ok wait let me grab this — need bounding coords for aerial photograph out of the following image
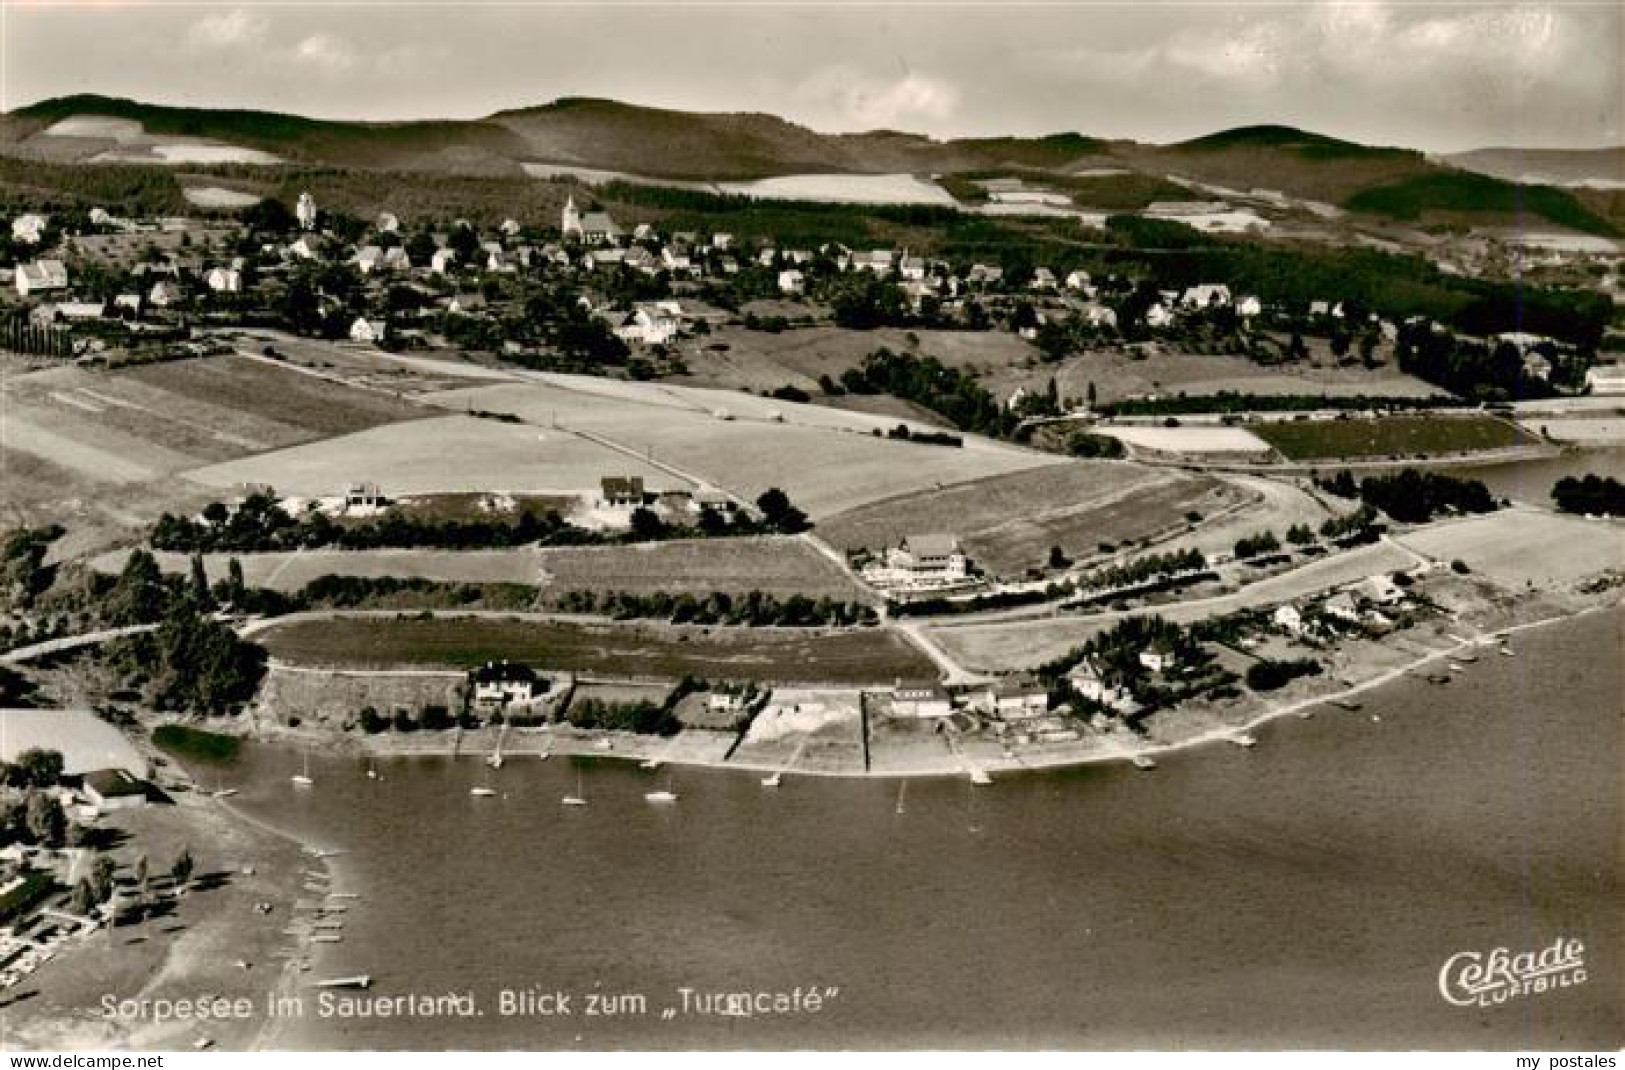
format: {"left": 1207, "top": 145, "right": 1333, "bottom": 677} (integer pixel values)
{"left": 0, "top": 0, "right": 1619, "bottom": 1056}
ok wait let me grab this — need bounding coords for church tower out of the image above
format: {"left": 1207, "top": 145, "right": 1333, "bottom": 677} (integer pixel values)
{"left": 561, "top": 195, "right": 581, "bottom": 239}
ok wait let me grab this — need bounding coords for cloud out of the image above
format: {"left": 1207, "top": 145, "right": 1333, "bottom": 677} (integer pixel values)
{"left": 185, "top": 8, "right": 266, "bottom": 52}
{"left": 794, "top": 69, "right": 959, "bottom": 130}
{"left": 293, "top": 33, "right": 357, "bottom": 72}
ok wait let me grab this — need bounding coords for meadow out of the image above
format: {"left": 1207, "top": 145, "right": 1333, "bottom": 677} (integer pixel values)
{"left": 1251, "top": 414, "right": 1537, "bottom": 461}
{"left": 258, "top": 616, "right": 936, "bottom": 685}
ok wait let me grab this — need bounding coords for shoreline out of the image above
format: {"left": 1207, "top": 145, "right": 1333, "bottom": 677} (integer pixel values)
{"left": 232, "top": 601, "right": 1615, "bottom": 783}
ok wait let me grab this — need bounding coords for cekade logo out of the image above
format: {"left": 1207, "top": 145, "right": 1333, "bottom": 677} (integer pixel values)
{"left": 1439, "top": 936, "right": 1587, "bottom": 1008}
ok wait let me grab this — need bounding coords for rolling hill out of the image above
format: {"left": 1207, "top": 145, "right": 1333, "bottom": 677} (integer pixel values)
{"left": 1, "top": 95, "right": 1617, "bottom": 235}
{"left": 1445, "top": 146, "right": 1625, "bottom": 189}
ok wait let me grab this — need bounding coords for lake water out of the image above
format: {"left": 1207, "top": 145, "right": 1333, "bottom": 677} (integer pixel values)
{"left": 1442, "top": 445, "right": 1625, "bottom": 505}
{"left": 214, "top": 608, "right": 1622, "bottom": 1050}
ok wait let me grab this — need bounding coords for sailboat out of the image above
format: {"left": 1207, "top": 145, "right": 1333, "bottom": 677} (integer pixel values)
{"left": 291, "top": 752, "right": 314, "bottom": 787}
{"left": 894, "top": 781, "right": 908, "bottom": 815}
{"left": 486, "top": 724, "right": 507, "bottom": 769}
{"left": 365, "top": 760, "right": 378, "bottom": 781}
{"left": 761, "top": 771, "right": 782, "bottom": 788}
{"left": 561, "top": 770, "right": 587, "bottom": 807}
{"left": 644, "top": 774, "right": 678, "bottom": 804}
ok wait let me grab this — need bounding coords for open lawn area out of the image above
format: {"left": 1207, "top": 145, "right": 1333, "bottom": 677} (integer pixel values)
{"left": 1393, "top": 507, "right": 1623, "bottom": 589}
{"left": 818, "top": 462, "right": 1237, "bottom": 577}
{"left": 1251, "top": 415, "right": 1538, "bottom": 461}
{"left": 977, "top": 345, "right": 1446, "bottom": 408}
{"left": 676, "top": 325, "right": 1037, "bottom": 394}
{"left": 181, "top": 414, "right": 684, "bottom": 499}
{"left": 422, "top": 377, "right": 1062, "bottom": 516}
{"left": 536, "top": 536, "right": 867, "bottom": 599}
{"left": 258, "top": 616, "right": 935, "bottom": 685}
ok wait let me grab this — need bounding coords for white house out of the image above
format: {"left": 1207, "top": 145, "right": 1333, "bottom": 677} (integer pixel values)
{"left": 289, "top": 235, "right": 326, "bottom": 261}
{"left": 892, "top": 683, "right": 953, "bottom": 718}
{"left": 849, "top": 249, "right": 895, "bottom": 275}
{"left": 377, "top": 211, "right": 400, "bottom": 234}
{"left": 1144, "top": 302, "right": 1175, "bottom": 329}
{"left": 777, "top": 269, "right": 805, "bottom": 295}
{"left": 349, "top": 317, "right": 387, "bottom": 344}
{"left": 1322, "top": 591, "right": 1362, "bottom": 624}
{"left": 614, "top": 302, "right": 682, "bottom": 346}
{"left": 500, "top": 218, "right": 523, "bottom": 238}
{"left": 1067, "top": 657, "right": 1134, "bottom": 712}
{"left": 205, "top": 266, "right": 243, "bottom": 293}
{"left": 991, "top": 675, "right": 1048, "bottom": 720}
{"left": 1138, "top": 642, "right": 1177, "bottom": 673}
{"left": 1180, "top": 283, "right": 1232, "bottom": 309}
{"left": 1065, "top": 269, "right": 1093, "bottom": 292}
{"left": 1236, "top": 295, "right": 1263, "bottom": 318}
{"left": 1585, "top": 365, "right": 1625, "bottom": 395}
{"left": 354, "top": 245, "right": 386, "bottom": 274}
{"left": 470, "top": 660, "right": 541, "bottom": 707}
{"left": 1273, "top": 604, "right": 1305, "bottom": 634}
{"left": 15, "top": 259, "right": 68, "bottom": 296}
{"left": 11, "top": 213, "right": 48, "bottom": 245}
{"left": 887, "top": 535, "right": 967, "bottom": 580}
{"left": 1030, "top": 267, "right": 1058, "bottom": 291}
{"left": 1522, "top": 353, "right": 1553, "bottom": 381}
{"left": 430, "top": 248, "right": 458, "bottom": 274}
{"left": 1080, "top": 303, "right": 1118, "bottom": 329}
{"left": 147, "top": 280, "right": 184, "bottom": 307}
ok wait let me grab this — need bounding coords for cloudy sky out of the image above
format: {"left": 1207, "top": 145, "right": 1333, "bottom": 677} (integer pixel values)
{"left": 2, "top": 1, "right": 1620, "bottom": 152}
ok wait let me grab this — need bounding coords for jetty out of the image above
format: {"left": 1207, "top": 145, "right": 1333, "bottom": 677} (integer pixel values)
{"left": 314, "top": 976, "right": 371, "bottom": 990}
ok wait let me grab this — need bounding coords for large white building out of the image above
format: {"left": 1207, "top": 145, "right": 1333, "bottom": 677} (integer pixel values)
{"left": 862, "top": 534, "right": 972, "bottom": 592}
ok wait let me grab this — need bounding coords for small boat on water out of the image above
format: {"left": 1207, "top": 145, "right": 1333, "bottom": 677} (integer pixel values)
{"left": 291, "top": 752, "right": 314, "bottom": 787}
{"left": 1230, "top": 732, "right": 1257, "bottom": 749}
{"left": 761, "top": 772, "right": 782, "bottom": 788}
{"left": 1426, "top": 673, "right": 1452, "bottom": 685}
{"left": 314, "top": 976, "right": 370, "bottom": 990}
{"left": 470, "top": 787, "right": 497, "bottom": 798}
{"left": 969, "top": 768, "right": 992, "bottom": 786}
{"left": 1499, "top": 645, "right": 1516, "bottom": 658}
{"left": 1454, "top": 652, "right": 1479, "bottom": 664}
{"left": 1132, "top": 755, "right": 1157, "bottom": 771}
{"left": 640, "top": 759, "right": 661, "bottom": 770}
{"left": 644, "top": 790, "right": 678, "bottom": 804}
{"left": 212, "top": 788, "right": 239, "bottom": 799}
{"left": 1330, "top": 698, "right": 1362, "bottom": 711}
{"left": 311, "top": 934, "right": 343, "bottom": 944}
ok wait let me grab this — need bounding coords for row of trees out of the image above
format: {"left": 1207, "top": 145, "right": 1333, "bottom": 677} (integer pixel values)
{"left": 553, "top": 589, "right": 877, "bottom": 628}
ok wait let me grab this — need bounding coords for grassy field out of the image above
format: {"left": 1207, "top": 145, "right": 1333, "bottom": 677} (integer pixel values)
{"left": 182, "top": 414, "right": 684, "bottom": 499}
{"left": 258, "top": 616, "right": 935, "bottom": 685}
{"left": 1251, "top": 415, "right": 1538, "bottom": 461}
{"left": 424, "top": 377, "right": 1062, "bottom": 517}
{"left": 1395, "top": 508, "right": 1623, "bottom": 589}
{"left": 0, "top": 356, "right": 429, "bottom": 536}
{"left": 676, "top": 325, "right": 1037, "bottom": 395}
{"left": 817, "top": 462, "right": 1235, "bottom": 577}
{"left": 976, "top": 343, "right": 1444, "bottom": 407}
{"left": 537, "top": 537, "right": 867, "bottom": 599}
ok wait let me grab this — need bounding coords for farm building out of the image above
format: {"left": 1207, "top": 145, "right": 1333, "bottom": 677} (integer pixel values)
{"left": 15, "top": 260, "right": 68, "bottom": 296}
{"left": 600, "top": 476, "right": 647, "bottom": 507}
{"left": 205, "top": 267, "right": 243, "bottom": 293}
{"left": 891, "top": 683, "right": 953, "bottom": 719}
{"left": 1273, "top": 604, "right": 1306, "bottom": 634}
{"left": 889, "top": 535, "right": 967, "bottom": 580}
{"left": 80, "top": 769, "right": 149, "bottom": 812}
{"left": 0, "top": 709, "right": 148, "bottom": 778}
{"left": 344, "top": 483, "right": 387, "bottom": 511}
{"left": 470, "top": 661, "right": 543, "bottom": 707}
